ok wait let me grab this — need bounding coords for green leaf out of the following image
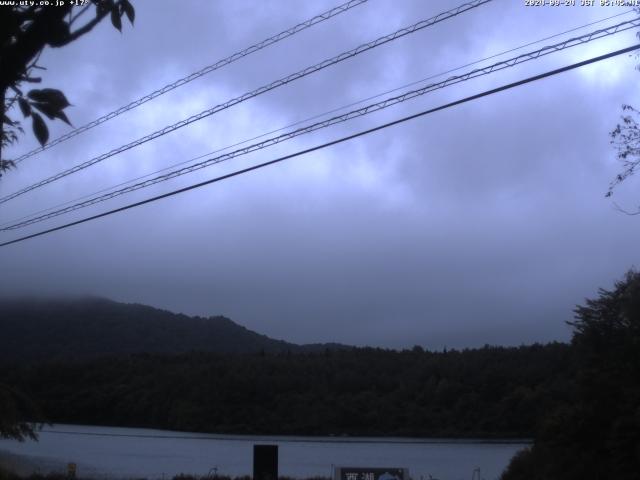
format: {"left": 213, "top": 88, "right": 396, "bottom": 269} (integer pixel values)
{"left": 31, "top": 112, "right": 49, "bottom": 146}
{"left": 31, "top": 102, "right": 57, "bottom": 120}
{"left": 27, "top": 89, "right": 46, "bottom": 102}
{"left": 27, "top": 89, "right": 70, "bottom": 110}
{"left": 121, "top": 0, "right": 135, "bottom": 25}
{"left": 18, "top": 98, "right": 31, "bottom": 117}
{"left": 55, "top": 110, "right": 72, "bottom": 126}
{"left": 111, "top": 8, "right": 122, "bottom": 31}
{"left": 32, "top": 102, "right": 73, "bottom": 126}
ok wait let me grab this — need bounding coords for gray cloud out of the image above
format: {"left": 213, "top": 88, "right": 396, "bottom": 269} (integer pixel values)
{"left": 1, "top": 0, "right": 639, "bottom": 350}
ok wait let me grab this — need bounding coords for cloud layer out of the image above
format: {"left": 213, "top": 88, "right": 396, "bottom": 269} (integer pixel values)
{"left": 1, "top": 0, "right": 639, "bottom": 349}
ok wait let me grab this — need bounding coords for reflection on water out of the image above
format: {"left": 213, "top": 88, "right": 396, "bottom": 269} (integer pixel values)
{"left": 0, "top": 425, "right": 528, "bottom": 480}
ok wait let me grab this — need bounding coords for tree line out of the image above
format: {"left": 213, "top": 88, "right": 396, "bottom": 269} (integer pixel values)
{"left": 1, "top": 342, "right": 573, "bottom": 439}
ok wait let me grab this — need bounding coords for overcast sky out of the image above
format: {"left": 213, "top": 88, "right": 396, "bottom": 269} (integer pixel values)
{"left": 1, "top": 0, "right": 639, "bottom": 349}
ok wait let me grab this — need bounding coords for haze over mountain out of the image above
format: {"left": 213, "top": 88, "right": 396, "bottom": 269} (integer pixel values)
{"left": 0, "top": 297, "right": 343, "bottom": 362}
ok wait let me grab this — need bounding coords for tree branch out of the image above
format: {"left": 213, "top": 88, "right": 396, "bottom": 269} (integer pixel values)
{"left": 59, "top": 9, "right": 110, "bottom": 46}
{"left": 69, "top": 4, "right": 92, "bottom": 27}
{"left": 612, "top": 201, "right": 640, "bottom": 216}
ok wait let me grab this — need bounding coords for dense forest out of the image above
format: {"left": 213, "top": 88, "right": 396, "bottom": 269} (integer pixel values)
{"left": 1, "top": 343, "right": 573, "bottom": 438}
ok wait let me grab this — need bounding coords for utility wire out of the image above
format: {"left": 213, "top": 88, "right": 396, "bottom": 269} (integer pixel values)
{"left": 11, "top": 0, "right": 370, "bottom": 164}
{"left": 3, "top": 17, "right": 637, "bottom": 232}
{"left": 37, "top": 428, "right": 505, "bottom": 444}
{"left": 2, "top": 8, "right": 633, "bottom": 229}
{"left": 1, "top": 44, "right": 637, "bottom": 248}
{"left": 2, "top": 9, "right": 630, "bottom": 230}
{"left": 0, "top": 0, "right": 492, "bottom": 206}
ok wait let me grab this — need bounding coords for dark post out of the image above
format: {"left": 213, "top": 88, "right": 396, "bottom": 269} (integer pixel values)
{"left": 67, "top": 463, "right": 76, "bottom": 480}
{"left": 253, "top": 444, "right": 278, "bottom": 480}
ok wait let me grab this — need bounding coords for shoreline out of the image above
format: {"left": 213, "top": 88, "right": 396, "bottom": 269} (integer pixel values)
{"left": 31, "top": 423, "right": 533, "bottom": 445}
{"left": 0, "top": 426, "right": 529, "bottom": 480}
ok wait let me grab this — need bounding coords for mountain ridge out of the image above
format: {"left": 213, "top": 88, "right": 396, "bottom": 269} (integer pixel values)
{"left": 0, "top": 296, "right": 347, "bottom": 362}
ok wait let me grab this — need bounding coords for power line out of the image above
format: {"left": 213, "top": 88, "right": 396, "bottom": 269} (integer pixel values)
{"left": 3, "top": 17, "right": 637, "bottom": 232}
{"left": 0, "top": 0, "right": 492, "bottom": 206}
{"left": 5, "top": 9, "right": 631, "bottom": 231}
{"left": 37, "top": 428, "right": 512, "bottom": 444}
{"left": 3, "top": 9, "right": 630, "bottom": 231}
{"left": 11, "top": 0, "right": 370, "bottom": 164}
{"left": 2, "top": 44, "right": 637, "bottom": 248}
{"left": 4, "top": 16, "right": 636, "bottom": 230}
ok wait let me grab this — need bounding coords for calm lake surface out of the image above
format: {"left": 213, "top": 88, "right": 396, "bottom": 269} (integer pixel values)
{"left": 0, "top": 425, "right": 528, "bottom": 480}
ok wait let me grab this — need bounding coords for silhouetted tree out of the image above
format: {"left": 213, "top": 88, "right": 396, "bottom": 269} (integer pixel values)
{"left": 0, "top": 383, "right": 42, "bottom": 441}
{"left": 502, "top": 269, "right": 640, "bottom": 480}
{"left": 0, "top": 0, "right": 135, "bottom": 176}
{"left": 608, "top": 105, "right": 640, "bottom": 211}
{"left": 607, "top": 13, "right": 640, "bottom": 210}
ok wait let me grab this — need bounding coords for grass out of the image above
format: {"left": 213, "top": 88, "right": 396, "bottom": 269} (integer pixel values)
{"left": 0, "top": 470, "right": 331, "bottom": 480}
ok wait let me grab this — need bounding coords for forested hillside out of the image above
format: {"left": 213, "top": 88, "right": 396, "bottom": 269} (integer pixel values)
{"left": 1, "top": 343, "right": 573, "bottom": 438}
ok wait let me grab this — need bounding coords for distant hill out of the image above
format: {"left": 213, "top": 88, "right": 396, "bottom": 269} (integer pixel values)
{"left": 0, "top": 297, "right": 340, "bottom": 362}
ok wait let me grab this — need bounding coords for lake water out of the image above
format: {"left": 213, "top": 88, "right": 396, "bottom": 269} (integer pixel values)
{"left": 0, "top": 425, "right": 528, "bottom": 480}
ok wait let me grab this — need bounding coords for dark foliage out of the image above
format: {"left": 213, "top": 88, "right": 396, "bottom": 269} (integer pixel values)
{"left": 0, "top": 1, "right": 134, "bottom": 175}
{"left": 501, "top": 270, "right": 640, "bottom": 480}
{"left": 0, "top": 384, "right": 43, "bottom": 441}
{"left": 608, "top": 104, "right": 640, "bottom": 208}
{"left": 607, "top": 17, "right": 640, "bottom": 205}
{"left": 1, "top": 342, "right": 573, "bottom": 438}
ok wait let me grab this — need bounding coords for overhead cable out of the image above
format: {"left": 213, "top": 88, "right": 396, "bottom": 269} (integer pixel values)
{"left": 3, "top": 9, "right": 629, "bottom": 230}
{"left": 3, "top": 18, "right": 637, "bottom": 232}
{"left": 2, "top": 43, "right": 637, "bottom": 248}
{"left": 0, "top": 0, "right": 492, "bottom": 205}
{"left": 11, "top": 0, "right": 370, "bottom": 164}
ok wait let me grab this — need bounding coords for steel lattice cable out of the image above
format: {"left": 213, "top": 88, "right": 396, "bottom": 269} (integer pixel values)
{"left": 12, "top": 0, "right": 369, "bottom": 164}
{"left": 3, "top": 16, "right": 637, "bottom": 232}
{"left": 3, "top": 10, "right": 630, "bottom": 230}
{"left": 1, "top": 44, "right": 638, "bottom": 248}
{"left": 0, "top": 0, "right": 493, "bottom": 206}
